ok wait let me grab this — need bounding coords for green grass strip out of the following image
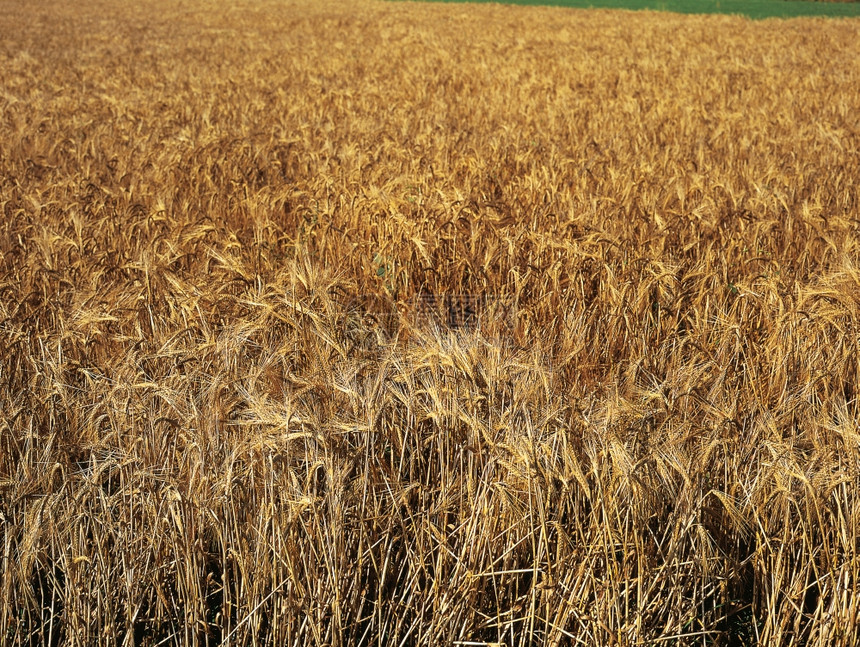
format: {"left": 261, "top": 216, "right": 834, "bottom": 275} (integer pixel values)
{"left": 402, "top": 0, "right": 860, "bottom": 19}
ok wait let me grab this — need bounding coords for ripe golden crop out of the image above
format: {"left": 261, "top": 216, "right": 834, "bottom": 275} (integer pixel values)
{"left": 1, "top": 0, "right": 859, "bottom": 645}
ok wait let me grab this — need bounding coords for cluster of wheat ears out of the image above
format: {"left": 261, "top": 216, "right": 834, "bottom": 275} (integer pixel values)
{"left": 1, "top": 0, "right": 859, "bottom": 645}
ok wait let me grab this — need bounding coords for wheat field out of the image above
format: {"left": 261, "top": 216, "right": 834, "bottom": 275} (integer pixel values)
{"left": 1, "top": 0, "right": 859, "bottom": 645}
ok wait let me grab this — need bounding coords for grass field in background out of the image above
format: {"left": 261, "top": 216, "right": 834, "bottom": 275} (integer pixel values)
{"left": 409, "top": 0, "right": 860, "bottom": 19}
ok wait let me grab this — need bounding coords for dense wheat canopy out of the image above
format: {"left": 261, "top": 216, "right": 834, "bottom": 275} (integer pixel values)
{"left": 2, "top": 0, "right": 860, "bottom": 645}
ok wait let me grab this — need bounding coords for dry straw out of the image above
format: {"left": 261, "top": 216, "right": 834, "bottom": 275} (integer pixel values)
{"left": 1, "top": 0, "right": 859, "bottom": 645}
